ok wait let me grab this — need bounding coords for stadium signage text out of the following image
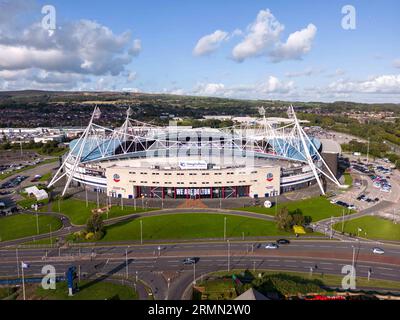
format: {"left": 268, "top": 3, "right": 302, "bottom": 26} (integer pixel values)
{"left": 179, "top": 160, "right": 207, "bottom": 170}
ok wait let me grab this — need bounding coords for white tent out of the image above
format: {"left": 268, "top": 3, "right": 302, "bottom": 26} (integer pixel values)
{"left": 24, "top": 186, "right": 48, "bottom": 201}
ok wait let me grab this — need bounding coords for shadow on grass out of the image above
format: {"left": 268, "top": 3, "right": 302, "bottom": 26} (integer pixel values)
{"left": 79, "top": 259, "right": 134, "bottom": 292}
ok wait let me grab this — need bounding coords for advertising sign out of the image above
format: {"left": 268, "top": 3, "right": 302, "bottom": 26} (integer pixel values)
{"left": 178, "top": 160, "right": 207, "bottom": 170}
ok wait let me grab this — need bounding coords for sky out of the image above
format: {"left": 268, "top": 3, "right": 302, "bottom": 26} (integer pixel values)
{"left": 0, "top": 0, "right": 399, "bottom": 103}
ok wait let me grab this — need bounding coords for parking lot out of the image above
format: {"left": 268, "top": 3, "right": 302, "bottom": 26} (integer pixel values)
{"left": 332, "top": 155, "right": 400, "bottom": 213}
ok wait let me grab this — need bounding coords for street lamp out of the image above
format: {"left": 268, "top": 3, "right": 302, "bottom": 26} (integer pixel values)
{"left": 227, "top": 240, "right": 230, "bottom": 272}
{"left": 193, "top": 262, "right": 196, "bottom": 285}
{"left": 224, "top": 217, "right": 227, "bottom": 241}
{"left": 140, "top": 220, "right": 143, "bottom": 245}
{"left": 125, "top": 247, "right": 129, "bottom": 279}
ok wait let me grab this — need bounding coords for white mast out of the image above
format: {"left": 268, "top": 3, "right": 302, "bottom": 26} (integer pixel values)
{"left": 48, "top": 106, "right": 101, "bottom": 196}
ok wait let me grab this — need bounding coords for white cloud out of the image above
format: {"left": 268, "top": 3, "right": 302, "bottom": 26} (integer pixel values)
{"left": 127, "top": 71, "right": 138, "bottom": 82}
{"left": 232, "top": 9, "right": 284, "bottom": 62}
{"left": 271, "top": 24, "right": 317, "bottom": 62}
{"left": 0, "top": 1, "right": 141, "bottom": 90}
{"left": 192, "top": 76, "right": 295, "bottom": 98}
{"left": 193, "top": 30, "right": 229, "bottom": 56}
{"left": 326, "top": 68, "right": 346, "bottom": 78}
{"left": 327, "top": 74, "right": 400, "bottom": 94}
{"left": 257, "top": 76, "right": 294, "bottom": 94}
{"left": 231, "top": 9, "right": 316, "bottom": 63}
{"left": 129, "top": 39, "right": 142, "bottom": 56}
{"left": 193, "top": 83, "right": 226, "bottom": 95}
{"left": 285, "top": 67, "right": 323, "bottom": 78}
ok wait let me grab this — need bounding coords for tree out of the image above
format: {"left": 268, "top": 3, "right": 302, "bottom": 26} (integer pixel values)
{"left": 86, "top": 213, "right": 104, "bottom": 234}
{"left": 276, "top": 207, "right": 293, "bottom": 231}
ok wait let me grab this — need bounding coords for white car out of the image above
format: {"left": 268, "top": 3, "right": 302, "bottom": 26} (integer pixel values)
{"left": 265, "top": 243, "right": 279, "bottom": 249}
{"left": 372, "top": 248, "right": 385, "bottom": 255}
{"left": 330, "top": 199, "right": 337, "bottom": 204}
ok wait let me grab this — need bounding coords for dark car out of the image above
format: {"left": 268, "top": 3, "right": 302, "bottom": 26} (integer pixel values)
{"left": 182, "top": 257, "right": 199, "bottom": 265}
{"left": 276, "top": 239, "right": 290, "bottom": 245}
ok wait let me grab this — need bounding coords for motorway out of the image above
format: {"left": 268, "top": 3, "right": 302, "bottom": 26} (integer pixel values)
{"left": 1, "top": 240, "right": 400, "bottom": 300}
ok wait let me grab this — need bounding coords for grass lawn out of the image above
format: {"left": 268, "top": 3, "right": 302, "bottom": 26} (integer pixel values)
{"left": 39, "top": 172, "right": 52, "bottom": 182}
{"left": 199, "top": 269, "right": 400, "bottom": 299}
{"left": 0, "top": 214, "right": 62, "bottom": 242}
{"left": 35, "top": 280, "right": 137, "bottom": 300}
{"left": 99, "top": 213, "right": 292, "bottom": 242}
{"left": 237, "top": 196, "right": 348, "bottom": 222}
{"left": 51, "top": 198, "right": 155, "bottom": 225}
{"left": 343, "top": 172, "right": 353, "bottom": 186}
{"left": 333, "top": 216, "right": 400, "bottom": 241}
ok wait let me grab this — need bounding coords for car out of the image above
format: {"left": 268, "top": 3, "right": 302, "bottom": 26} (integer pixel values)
{"left": 182, "top": 257, "right": 199, "bottom": 265}
{"left": 265, "top": 243, "right": 279, "bottom": 249}
{"left": 347, "top": 204, "right": 356, "bottom": 210}
{"left": 372, "top": 248, "right": 385, "bottom": 255}
{"left": 276, "top": 239, "right": 290, "bottom": 245}
{"left": 374, "top": 197, "right": 379, "bottom": 202}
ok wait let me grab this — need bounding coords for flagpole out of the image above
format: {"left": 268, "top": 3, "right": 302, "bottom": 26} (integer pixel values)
{"left": 21, "top": 263, "right": 26, "bottom": 300}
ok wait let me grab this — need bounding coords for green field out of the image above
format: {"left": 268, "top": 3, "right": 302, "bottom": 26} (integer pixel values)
{"left": 35, "top": 280, "right": 137, "bottom": 300}
{"left": 39, "top": 172, "right": 52, "bottom": 182}
{"left": 197, "top": 269, "right": 400, "bottom": 300}
{"left": 334, "top": 216, "right": 400, "bottom": 241}
{"left": 343, "top": 172, "right": 353, "bottom": 186}
{"left": 99, "top": 213, "right": 292, "bottom": 242}
{"left": 51, "top": 198, "right": 155, "bottom": 225}
{"left": 237, "top": 197, "right": 348, "bottom": 222}
{"left": 0, "top": 214, "right": 62, "bottom": 242}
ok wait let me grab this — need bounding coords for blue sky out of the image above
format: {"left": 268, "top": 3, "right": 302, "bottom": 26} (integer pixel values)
{"left": 0, "top": 0, "right": 399, "bottom": 102}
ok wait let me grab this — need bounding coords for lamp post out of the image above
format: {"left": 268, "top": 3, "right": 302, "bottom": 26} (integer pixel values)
{"left": 342, "top": 209, "right": 345, "bottom": 233}
{"left": 125, "top": 247, "right": 129, "bottom": 279}
{"left": 227, "top": 240, "right": 231, "bottom": 272}
{"left": 140, "top": 220, "right": 143, "bottom": 245}
{"left": 224, "top": 217, "right": 227, "bottom": 241}
{"left": 193, "top": 262, "right": 196, "bottom": 285}
{"left": 49, "top": 224, "right": 53, "bottom": 246}
{"left": 166, "top": 277, "right": 170, "bottom": 300}
{"left": 36, "top": 213, "right": 39, "bottom": 235}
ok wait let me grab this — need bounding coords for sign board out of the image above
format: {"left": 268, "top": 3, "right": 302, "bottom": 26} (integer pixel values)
{"left": 264, "top": 200, "right": 272, "bottom": 208}
{"left": 178, "top": 160, "right": 207, "bottom": 170}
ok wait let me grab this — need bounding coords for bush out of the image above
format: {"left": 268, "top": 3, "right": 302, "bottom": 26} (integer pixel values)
{"left": 85, "top": 232, "right": 94, "bottom": 240}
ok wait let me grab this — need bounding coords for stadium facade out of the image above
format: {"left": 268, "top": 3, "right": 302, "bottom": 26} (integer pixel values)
{"left": 49, "top": 106, "right": 342, "bottom": 199}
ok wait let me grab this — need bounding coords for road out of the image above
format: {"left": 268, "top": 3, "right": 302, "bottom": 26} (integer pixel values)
{"left": 1, "top": 240, "right": 399, "bottom": 300}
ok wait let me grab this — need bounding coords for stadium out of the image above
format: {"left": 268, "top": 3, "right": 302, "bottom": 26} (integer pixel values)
{"left": 49, "top": 106, "right": 342, "bottom": 200}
